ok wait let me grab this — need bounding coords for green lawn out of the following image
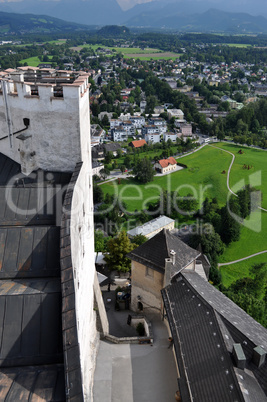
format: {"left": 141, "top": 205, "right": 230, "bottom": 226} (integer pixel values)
{"left": 220, "top": 252, "right": 267, "bottom": 287}
{"left": 222, "top": 43, "right": 251, "bottom": 48}
{"left": 20, "top": 55, "right": 53, "bottom": 66}
{"left": 102, "top": 145, "right": 232, "bottom": 211}
{"left": 101, "top": 143, "right": 267, "bottom": 285}
{"left": 124, "top": 54, "right": 181, "bottom": 61}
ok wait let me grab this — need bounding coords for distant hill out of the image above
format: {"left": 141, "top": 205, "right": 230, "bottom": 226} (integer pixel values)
{"left": 0, "top": 1, "right": 266, "bottom": 34}
{"left": 124, "top": 8, "right": 267, "bottom": 33}
{"left": 98, "top": 25, "right": 130, "bottom": 37}
{"left": 0, "top": 0, "right": 124, "bottom": 26}
{"left": 0, "top": 11, "right": 90, "bottom": 34}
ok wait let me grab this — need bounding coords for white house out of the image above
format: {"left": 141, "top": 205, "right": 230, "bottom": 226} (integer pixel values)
{"left": 110, "top": 119, "right": 122, "bottom": 129}
{"left": 130, "top": 115, "right": 145, "bottom": 128}
{"left": 144, "top": 133, "right": 161, "bottom": 144}
{"left": 121, "top": 120, "right": 135, "bottom": 134}
{"left": 127, "top": 215, "right": 175, "bottom": 239}
{"left": 154, "top": 157, "right": 177, "bottom": 173}
{"left": 142, "top": 124, "right": 159, "bottom": 136}
{"left": 167, "top": 108, "right": 184, "bottom": 120}
{"left": 164, "top": 132, "right": 177, "bottom": 142}
{"left": 148, "top": 117, "right": 167, "bottom": 134}
{"left": 112, "top": 127, "right": 128, "bottom": 142}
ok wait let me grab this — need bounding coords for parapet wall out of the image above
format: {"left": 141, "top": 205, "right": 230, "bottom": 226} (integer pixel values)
{"left": 0, "top": 69, "right": 90, "bottom": 174}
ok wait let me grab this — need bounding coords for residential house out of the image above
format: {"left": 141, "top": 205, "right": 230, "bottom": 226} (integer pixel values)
{"left": 176, "top": 122, "right": 193, "bottom": 137}
{"left": 111, "top": 127, "right": 128, "bottom": 142}
{"left": 127, "top": 228, "right": 267, "bottom": 402}
{"left": 127, "top": 229, "right": 201, "bottom": 312}
{"left": 127, "top": 216, "right": 175, "bottom": 239}
{"left": 92, "top": 161, "right": 104, "bottom": 177}
{"left": 142, "top": 125, "right": 160, "bottom": 137}
{"left": 129, "top": 139, "right": 147, "bottom": 149}
{"left": 130, "top": 115, "right": 145, "bottom": 128}
{"left": 154, "top": 105, "right": 165, "bottom": 114}
{"left": 110, "top": 119, "right": 122, "bottom": 129}
{"left": 148, "top": 117, "right": 167, "bottom": 134}
{"left": 121, "top": 120, "right": 135, "bottom": 135}
{"left": 164, "top": 132, "right": 177, "bottom": 142}
{"left": 91, "top": 124, "right": 105, "bottom": 145}
{"left": 144, "top": 131, "right": 161, "bottom": 144}
{"left": 92, "top": 143, "right": 121, "bottom": 161}
{"left": 167, "top": 109, "right": 184, "bottom": 120}
{"left": 140, "top": 100, "right": 147, "bottom": 111}
{"left": 154, "top": 157, "right": 177, "bottom": 174}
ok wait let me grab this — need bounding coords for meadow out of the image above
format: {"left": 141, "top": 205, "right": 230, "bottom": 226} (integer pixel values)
{"left": 101, "top": 142, "right": 267, "bottom": 286}
{"left": 20, "top": 55, "right": 53, "bottom": 66}
{"left": 74, "top": 44, "right": 181, "bottom": 60}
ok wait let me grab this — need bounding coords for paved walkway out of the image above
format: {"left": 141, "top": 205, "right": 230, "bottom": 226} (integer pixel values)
{"left": 93, "top": 302, "right": 178, "bottom": 402}
{"left": 218, "top": 250, "right": 267, "bottom": 267}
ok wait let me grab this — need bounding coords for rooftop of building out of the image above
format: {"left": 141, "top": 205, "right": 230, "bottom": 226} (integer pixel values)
{"left": 162, "top": 271, "right": 267, "bottom": 401}
{"left": 0, "top": 151, "right": 72, "bottom": 399}
{"left": 127, "top": 229, "right": 200, "bottom": 276}
{"left": 0, "top": 67, "right": 90, "bottom": 87}
{"left": 127, "top": 216, "right": 174, "bottom": 238}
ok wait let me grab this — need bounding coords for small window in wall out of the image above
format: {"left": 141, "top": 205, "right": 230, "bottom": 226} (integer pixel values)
{"left": 53, "top": 85, "right": 63, "bottom": 98}
{"left": 31, "top": 86, "right": 39, "bottom": 96}
{"left": 145, "top": 267, "right": 154, "bottom": 279}
{"left": 138, "top": 302, "right": 143, "bottom": 311}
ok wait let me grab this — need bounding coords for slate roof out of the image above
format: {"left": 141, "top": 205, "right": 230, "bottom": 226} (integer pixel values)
{"left": 162, "top": 271, "right": 267, "bottom": 401}
{"left": 127, "top": 229, "right": 200, "bottom": 277}
{"left": 162, "top": 278, "right": 244, "bottom": 402}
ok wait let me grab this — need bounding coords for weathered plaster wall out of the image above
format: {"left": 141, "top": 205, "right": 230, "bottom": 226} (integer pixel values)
{"left": 69, "top": 90, "right": 108, "bottom": 400}
{"left": 131, "top": 260, "right": 163, "bottom": 313}
{"left": 0, "top": 79, "right": 88, "bottom": 173}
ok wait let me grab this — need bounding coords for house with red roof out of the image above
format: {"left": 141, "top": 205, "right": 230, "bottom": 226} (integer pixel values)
{"left": 154, "top": 157, "right": 177, "bottom": 174}
{"left": 129, "top": 139, "right": 147, "bottom": 148}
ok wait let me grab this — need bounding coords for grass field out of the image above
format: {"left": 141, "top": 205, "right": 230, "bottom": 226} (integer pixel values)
{"left": 20, "top": 55, "right": 53, "bottom": 66}
{"left": 222, "top": 43, "right": 251, "bottom": 48}
{"left": 101, "top": 143, "right": 267, "bottom": 286}
{"left": 74, "top": 44, "right": 181, "bottom": 60}
{"left": 101, "top": 145, "right": 232, "bottom": 210}
{"left": 220, "top": 252, "right": 267, "bottom": 287}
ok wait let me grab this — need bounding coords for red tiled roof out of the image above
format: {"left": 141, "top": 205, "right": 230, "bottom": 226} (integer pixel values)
{"left": 130, "top": 140, "right": 147, "bottom": 148}
{"left": 158, "top": 157, "right": 177, "bottom": 168}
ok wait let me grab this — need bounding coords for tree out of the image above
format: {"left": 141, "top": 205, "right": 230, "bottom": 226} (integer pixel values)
{"left": 104, "top": 231, "right": 136, "bottom": 274}
{"left": 120, "top": 164, "right": 126, "bottom": 173}
{"left": 133, "top": 157, "right": 155, "bottom": 183}
{"left": 94, "top": 230, "right": 107, "bottom": 253}
{"left": 131, "top": 234, "right": 147, "bottom": 246}
{"left": 93, "top": 182, "right": 103, "bottom": 204}
{"left": 100, "top": 167, "right": 110, "bottom": 180}
{"left": 219, "top": 205, "right": 240, "bottom": 244}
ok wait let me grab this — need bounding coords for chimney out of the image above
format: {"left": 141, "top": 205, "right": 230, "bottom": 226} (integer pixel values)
{"left": 232, "top": 344, "right": 246, "bottom": 370}
{"left": 164, "top": 258, "right": 172, "bottom": 287}
{"left": 170, "top": 249, "right": 176, "bottom": 265}
{"left": 252, "top": 346, "right": 266, "bottom": 368}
